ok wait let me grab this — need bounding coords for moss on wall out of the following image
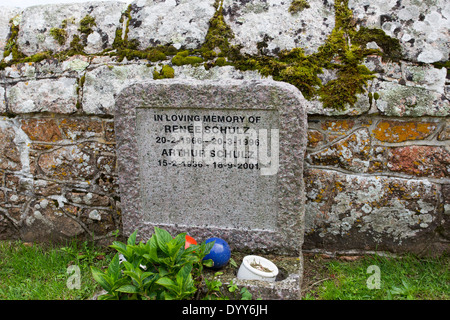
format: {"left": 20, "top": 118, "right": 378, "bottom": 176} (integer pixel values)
{"left": 153, "top": 65, "right": 175, "bottom": 79}
{"left": 198, "top": 0, "right": 400, "bottom": 111}
{"left": 49, "top": 27, "right": 67, "bottom": 46}
{"left": 78, "top": 15, "right": 96, "bottom": 36}
{"left": 172, "top": 50, "right": 203, "bottom": 66}
{"left": 3, "top": 17, "right": 26, "bottom": 61}
{"left": 289, "top": 0, "right": 310, "bottom": 13}
{"left": 0, "top": 0, "right": 405, "bottom": 111}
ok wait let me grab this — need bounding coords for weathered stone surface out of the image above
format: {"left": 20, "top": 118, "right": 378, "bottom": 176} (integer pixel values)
{"left": 29, "top": 55, "right": 89, "bottom": 79}
{"left": 402, "top": 64, "right": 447, "bottom": 94}
{"left": 17, "top": 2, "right": 126, "bottom": 56}
{"left": 0, "top": 86, "right": 5, "bottom": 114}
{"left": 127, "top": 0, "right": 216, "bottom": 50}
{"left": 82, "top": 64, "right": 265, "bottom": 115}
{"left": 307, "top": 129, "right": 325, "bottom": 149}
{"left": 306, "top": 94, "right": 371, "bottom": 116}
{"left": 443, "top": 184, "right": 450, "bottom": 216}
{"left": 5, "top": 206, "right": 23, "bottom": 222}
{"left": 21, "top": 118, "right": 62, "bottom": 142}
{"left": 33, "top": 179, "right": 63, "bottom": 197}
{"left": 0, "top": 213, "right": 19, "bottom": 240}
{"left": 174, "top": 64, "right": 264, "bottom": 81}
{"left": 438, "top": 119, "right": 450, "bottom": 141}
{"left": 103, "top": 120, "right": 115, "bottom": 142}
{"left": 306, "top": 128, "right": 372, "bottom": 173}
{"left": 222, "top": 0, "right": 335, "bottom": 56}
{"left": 21, "top": 200, "right": 85, "bottom": 242}
{"left": 387, "top": 146, "right": 450, "bottom": 178}
{"left": 80, "top": 208, "right": 116, "bottom": 235}
{"left": 61, "top": 55, "right": 91, "bottom": 72}
{"left": 304, "top": 168, "right": 443, "bottom": 254}
{"left": 37, "top": 145, "right": 96, "bottom": 181}
{"left": 349, "top": 0, "right": 450, "bottom": 63}
{"left": 66, "top": 191, "right": 110, "bottom": 207}
{"left": 7, "top": 78, "right": 78, "bottom": 114}
{"left": 58, "top": 118, "right": 103, "bottom": 140}
{"left": 4, "top": 173, "right": 21, "bottom": 192}
{"left": 375, "top": 80, "right": 449, "bottom": 117}
{"left": 321, "top": 119, "right": 356, "bottom": 132}
{"left": 1, "top": 56, "right": 89, "bottom": 82}
{"left": 0, "top": 125, "right": 21, "bottom": 171}
{"left": 372, "top": 120, "right": 438, "bottom": 143}
{"left": 115, "top": 79, "right": 308, "bottom": 255}
{"left": 82, "top": 64, "right": 154, "bottom": 115}
{"left": 3, "top": 62, "right": 36, "bottom": 81}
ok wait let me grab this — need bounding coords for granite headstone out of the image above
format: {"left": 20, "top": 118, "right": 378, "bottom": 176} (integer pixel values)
{"left": 115, "top": 79, "right": 307, "bottom": 255}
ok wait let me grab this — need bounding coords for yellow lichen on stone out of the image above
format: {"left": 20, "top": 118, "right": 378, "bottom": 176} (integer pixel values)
{"left": 373, "top": 120, "right": 437, "bottom": 143}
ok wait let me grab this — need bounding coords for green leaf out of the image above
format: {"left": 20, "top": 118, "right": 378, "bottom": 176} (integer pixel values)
{"left": 141, "top": 271, "right": 155, "bottom": 282}
{"left": 110, "top": 241, "right": 130, "bottom": 260}
{"left": 157, "top": 267, "right": 169, "bottom": 278}
{"left": 176, "top": 264, "right": 193, "bottom": 286}
{"left": 160, "top": 291, "right": 176, "bottom": 300}
{"left": 127, "top": 230, "right": 138, "bottom": 246}
{"left": 205, "top": 278, "right": 222, "bottom": 292}
{"left": 227, "top": 280, "right": 238, "bottom": 293}
{"left": 116, "top": 284, "right": 139, "bottom": 294}
{"left": 143, "top": 236, "right": 160, "bottom": 263}
{"left": 229, "top": 258, "right": 238, "bottom": 268}
{"left": 167, "top": 240, "right": 184, "bottom": 261}
{"left": 156, "top": 277, "right": 179, "bottom": 293}
{"left": 111, "top": 277, "right": 131, "bottom": 291}
{"left": 154, "top": 227, "right": 173, "bottom": 255}
{"left": 173, "top": 232, "right": 187, "bottom": 246}
{"left": 91, "top": 266, "right": 113, "bottom": 292}
{"left": 176, "top": 264, "right": 196, "bottom": 298}
{"left": 148, "top": 234, "right": 158, "bottom": 250}
{"left": 203, "top": 259, "right": 214, "bottom": 268}
{"left": 204, "top": 240, "right": 215, "bottom": 255}
{"left": 107, "top": 253, "right": 121, "bottom": 281}
{"left": 240, "top": 287, "right": 253, "bottom": 300}
{"left": 142, "top": 250, "right": 158, "bottom": 264}
{"left": 97, "top": 293, "right": 118, "bottom": 300}
{"left": 123, "top": 270, "right": 142, "bottom": 286}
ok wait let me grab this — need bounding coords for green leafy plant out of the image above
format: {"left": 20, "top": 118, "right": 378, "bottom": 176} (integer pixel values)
{"left": 60, "top": 240, "right": 105, "bottom": 265}
{"left": 91, "top": 227, "right": 216, "bottom": 300}
{"left": 387, "top": 280, "right": 417, "bottom": 300}
{"left": 202, "top": 272, "right": 253, "bottom": 300}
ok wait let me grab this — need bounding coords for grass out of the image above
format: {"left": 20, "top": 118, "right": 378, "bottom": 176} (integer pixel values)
{"left": 302, "top": 253, "right": 450, "bottom": 300}
{"left": 0, "top": 240, "right": 112, "bottom": 300}
{"left": 0, "top": 240, "right": 448, "bottom": 300}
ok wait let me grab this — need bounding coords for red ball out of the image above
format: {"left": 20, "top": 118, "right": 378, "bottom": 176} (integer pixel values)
{"left": 185, "top": 235, "right": 197, "bottom": 249}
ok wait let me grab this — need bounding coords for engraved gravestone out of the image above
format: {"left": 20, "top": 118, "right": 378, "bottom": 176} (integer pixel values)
{"left": 115, "top": 79, "right": 307, "bottom": 255}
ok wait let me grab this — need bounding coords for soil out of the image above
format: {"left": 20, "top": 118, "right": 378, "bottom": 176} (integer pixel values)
{"left": 301, "top": 253, "right": 335, "bottom": 299}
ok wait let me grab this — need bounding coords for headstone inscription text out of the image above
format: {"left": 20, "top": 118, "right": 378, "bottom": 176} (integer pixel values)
{"left": 136, "top": 108, "right": 279, "bottom": 231}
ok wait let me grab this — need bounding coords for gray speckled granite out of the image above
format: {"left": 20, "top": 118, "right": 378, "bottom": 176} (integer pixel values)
{"left": 115, "top": 79, "right": 307, "bottom": 258}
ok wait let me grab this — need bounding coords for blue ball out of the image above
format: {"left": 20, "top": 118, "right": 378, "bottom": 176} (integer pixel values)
{"left": 203, "top": 237, "right": 231, "bottom": 269}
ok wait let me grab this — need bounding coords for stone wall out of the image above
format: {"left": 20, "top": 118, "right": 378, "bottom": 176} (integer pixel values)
{"left": 0, "top": 0, "right": 448, "bottom": 255}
